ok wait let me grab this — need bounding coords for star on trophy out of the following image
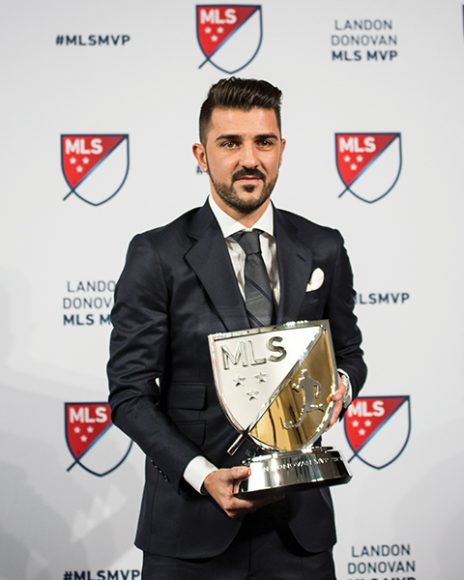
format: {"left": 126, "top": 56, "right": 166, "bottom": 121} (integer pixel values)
{"left": 208, "top": 320, "right": 351, "bottom": 498}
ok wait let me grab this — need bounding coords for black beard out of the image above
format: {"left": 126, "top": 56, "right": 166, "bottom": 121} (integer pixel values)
{"left": 209, "top": 168, "right": 277, "bottom": 215}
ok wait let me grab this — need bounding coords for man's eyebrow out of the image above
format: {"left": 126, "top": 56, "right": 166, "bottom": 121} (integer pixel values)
{"left": 215, "top": 133, "right": 279, "bottom": 142}
{"left": 255, "top": 133, "right": 279, "bottom": 140}
{"left": 215, "top": 133, "right": 242, "bottom": 142}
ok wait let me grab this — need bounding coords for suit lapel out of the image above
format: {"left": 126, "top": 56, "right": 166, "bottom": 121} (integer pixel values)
{"left": 274, "top": 209, "right": 313, "bottom": 324}
{"left": 185, "top": 202, "right": 249, "bottom": 332}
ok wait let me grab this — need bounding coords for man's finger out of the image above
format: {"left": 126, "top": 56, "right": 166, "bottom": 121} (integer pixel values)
{"left": 229, "top": 466, "right": 251, "bottom": 482}
{"left": 220, "top": 494, "right": 257, "bottom": 517}
{"left": 327, "top": 388, "right": 345, "bottom": 404}
{"left": 325, "top": 400, "right": 343, "bottom": 431}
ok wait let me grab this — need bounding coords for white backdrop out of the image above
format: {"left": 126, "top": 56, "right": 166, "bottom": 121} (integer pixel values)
{"left": 1, "top": 1, "right": 463, "bottom": 578}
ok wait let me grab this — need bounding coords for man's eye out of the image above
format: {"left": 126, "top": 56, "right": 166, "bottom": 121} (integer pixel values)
{"left": 221, "top": 141, "right": 238, "bottom": 148}
{"left": 257, "top": 139, "right": 273, "bottom": 148}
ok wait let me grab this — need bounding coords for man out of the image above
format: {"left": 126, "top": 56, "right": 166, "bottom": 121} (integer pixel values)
{"left": 107, "top": 77, "right": 367, "bottom": 579}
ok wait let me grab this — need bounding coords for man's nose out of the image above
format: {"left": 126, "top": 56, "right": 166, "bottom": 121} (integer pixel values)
{"left": 239, "top": 143, "right": 258, "bottom": 168}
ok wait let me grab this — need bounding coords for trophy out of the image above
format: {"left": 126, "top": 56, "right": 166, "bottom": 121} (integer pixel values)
{"left": 208, "top": 320, "right": 351, "bottom": 498}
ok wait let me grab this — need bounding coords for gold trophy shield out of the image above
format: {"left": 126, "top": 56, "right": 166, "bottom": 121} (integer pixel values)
{"left": 208, "top": 320, "right": 351, "bottom": 498}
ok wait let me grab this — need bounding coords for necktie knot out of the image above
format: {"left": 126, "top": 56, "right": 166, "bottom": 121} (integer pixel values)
{"left": 232, "top": 229, "right": 263, "bottom": 256}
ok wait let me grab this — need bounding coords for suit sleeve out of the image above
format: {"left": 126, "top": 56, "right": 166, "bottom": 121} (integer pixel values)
{"left": 324, "top": 231, "right": 367, "bottom": 399}
{"left": 107, "top": 233, "right": 202, "bottom": 490}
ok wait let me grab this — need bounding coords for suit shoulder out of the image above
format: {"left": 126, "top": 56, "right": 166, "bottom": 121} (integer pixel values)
{"left": 277, "top": 209, "right": 343, "bottom": 244}
{"left": 130, "top": 207, "right": 201, "bottom": 250}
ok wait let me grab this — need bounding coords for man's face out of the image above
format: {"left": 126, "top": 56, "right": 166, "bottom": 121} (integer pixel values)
{"left": 194, "top": 107, "right": 286, "bottom": 216}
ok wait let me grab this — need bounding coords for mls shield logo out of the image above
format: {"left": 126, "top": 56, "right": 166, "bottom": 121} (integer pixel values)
{"left": 196, "top": 5, "right": 263, "bottom": 73}
{"left": 65, "top": 402, "right": 133, "bottom": 477}
{"left": 344, "top": 396, "right": 411, "bottom": 469}
{"left": 336, "top": 133, "right": 402, "bottom": 203}
{"left": 61, "top": 134, "right": 129, "bottom": 206}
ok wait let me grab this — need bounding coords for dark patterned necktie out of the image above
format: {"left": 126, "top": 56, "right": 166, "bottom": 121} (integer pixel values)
{"left": 233, "top": 229, "right": 275, "bottom": 327}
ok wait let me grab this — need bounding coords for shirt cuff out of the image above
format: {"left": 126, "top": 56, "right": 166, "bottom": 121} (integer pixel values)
{"left": 183, "top": 455, "right": 217, "bottom": 494}
{"left": 338, "top": 368, "right": 353, "bottom": 408}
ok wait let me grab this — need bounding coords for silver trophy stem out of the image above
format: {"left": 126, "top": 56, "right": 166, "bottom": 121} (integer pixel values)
{"left": 227, "top": 433, "right": 245, "bottom": 456}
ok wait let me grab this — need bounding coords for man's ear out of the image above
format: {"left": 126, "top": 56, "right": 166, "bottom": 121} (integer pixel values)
{"left": 192, "top": 143, "right": 208, "bottom": 173}
{"left": 279, "top": 138, "right": 286, "bottom": 166}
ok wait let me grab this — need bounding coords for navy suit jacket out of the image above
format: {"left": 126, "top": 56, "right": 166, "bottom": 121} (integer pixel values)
{"left": 107, "top": 201, "right": 367, "bottom": 558}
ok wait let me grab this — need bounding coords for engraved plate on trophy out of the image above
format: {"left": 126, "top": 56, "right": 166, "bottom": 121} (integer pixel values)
{"left": 208, "top": 320, "right": 352, "bottom": 497}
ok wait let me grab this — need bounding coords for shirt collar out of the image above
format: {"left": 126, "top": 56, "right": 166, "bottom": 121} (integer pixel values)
{"left": 208, "top": 195, "right": 274, "bottom": 239}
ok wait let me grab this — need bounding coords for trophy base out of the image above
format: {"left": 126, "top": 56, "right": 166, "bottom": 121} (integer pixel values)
{"left": 236, "top": 447, "right": 351, "bottom": 499}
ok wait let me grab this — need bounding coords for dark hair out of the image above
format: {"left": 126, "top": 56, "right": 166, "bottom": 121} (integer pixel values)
{"left": 199, "top": 77, "right": 282, "bottom": 144}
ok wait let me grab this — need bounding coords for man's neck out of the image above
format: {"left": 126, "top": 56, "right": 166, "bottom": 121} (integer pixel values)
{"left": 210, "top": 191, "right": 271, "bottom": 229}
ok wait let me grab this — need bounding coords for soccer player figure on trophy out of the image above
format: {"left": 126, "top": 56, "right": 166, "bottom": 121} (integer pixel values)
{"left": 284, "top": 369, "right": 324, "bottom": 430}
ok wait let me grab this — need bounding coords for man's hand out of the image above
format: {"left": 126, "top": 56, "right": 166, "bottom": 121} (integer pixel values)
{"left": 203, "top": 467, "right": 281, "bottom": 518}
{"left": 325, "top": 373, "right": 347, "bottom": 431}
{"left": 203, "top": 467, "right": 254, "bottom": 518}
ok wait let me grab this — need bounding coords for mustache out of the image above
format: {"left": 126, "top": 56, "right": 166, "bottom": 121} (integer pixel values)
{"left": 232, "top": 168, "right": 266, "bottom": 182}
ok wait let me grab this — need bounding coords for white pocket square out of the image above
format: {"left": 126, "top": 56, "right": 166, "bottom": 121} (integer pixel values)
{"left": 306, "top": 268, "right": 324, "bottom": 292}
